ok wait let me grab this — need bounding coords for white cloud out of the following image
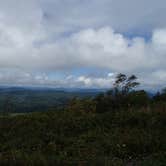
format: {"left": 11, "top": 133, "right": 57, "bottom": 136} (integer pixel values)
{"left": 39, "top": 0, "right": 166, "bottom": 35}
{"left": 0, "top": 26, "right": 166, "bottom": 88}
{"left": 0, "top": 0, "right": 165, "bottom": 89}
{"left": 32, "top": 27, "right": 166, "bottom": 73}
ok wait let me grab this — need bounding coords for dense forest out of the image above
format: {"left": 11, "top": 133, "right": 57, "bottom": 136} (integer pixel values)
{"left": 1, "top": 74, "right": 166, "bottom": 165}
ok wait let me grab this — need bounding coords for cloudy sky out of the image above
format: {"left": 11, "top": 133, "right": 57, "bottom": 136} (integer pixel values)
{"left": 0, "top": 0, "right": 166, "bottom": 90}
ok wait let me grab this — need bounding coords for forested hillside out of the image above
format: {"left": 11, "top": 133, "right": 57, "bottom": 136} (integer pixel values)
{"left": 0, "top": 87, "right": 99, "bottom": 113}
{"left": 1, "top": 74, "right": 166, "bottom": 165}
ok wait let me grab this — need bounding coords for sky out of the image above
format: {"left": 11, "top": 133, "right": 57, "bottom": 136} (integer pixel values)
{"left": 0, "top": 0, "right": 166, "bottom": 90}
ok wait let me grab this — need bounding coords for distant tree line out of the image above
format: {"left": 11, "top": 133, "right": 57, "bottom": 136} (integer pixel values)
{"left": 68, "top": 73, "right": 166, "bottom": 113}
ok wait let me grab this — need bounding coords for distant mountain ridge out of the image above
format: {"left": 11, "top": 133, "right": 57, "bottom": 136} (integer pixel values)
{"left": 0, "top": 86, "right": 107, "bottom": 92}
{"left": 0, "top": 86, "right": 104, "bottom": 113}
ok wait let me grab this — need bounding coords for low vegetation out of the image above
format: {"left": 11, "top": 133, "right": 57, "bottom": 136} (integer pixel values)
{"left": 1, "top": 73, "right": 166, "bottom": 165}
{"left": 68, "top": 73, "right": 166, "bottom": 114}
{"left": 1, "top": 109, "right": 166, "bottom": 165}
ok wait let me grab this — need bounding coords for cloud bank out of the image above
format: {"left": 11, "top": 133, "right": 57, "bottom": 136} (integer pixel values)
{"left": 0, "top": 0, "right": 166, "bottom": 89}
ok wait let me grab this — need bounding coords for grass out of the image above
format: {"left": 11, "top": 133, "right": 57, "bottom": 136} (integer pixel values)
{"left": 0, "top": 109, "right": 166, "bottom": 165}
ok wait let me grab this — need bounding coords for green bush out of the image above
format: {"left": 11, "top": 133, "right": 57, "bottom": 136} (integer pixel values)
{"left": 1, "top": 109, "right": 166, "bottom": 165}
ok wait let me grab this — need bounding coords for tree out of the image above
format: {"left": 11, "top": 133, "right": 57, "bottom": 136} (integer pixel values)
{"left": 162, "top": 88, "right": 166, "bottom": 95}
{"left": 3, "top": 95, "right": 13, "bottom": 115}
{"left": 153, "top": 88, "right": 166, "bottom": 102}
{"left": 113, "top": 73, "right": 140, "bottom": 95}
{"left": 68, "top": 97, "right": 96, "bottom": 113}
{"left": 126, "top": 90, "right": 149, "bottom": 107}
